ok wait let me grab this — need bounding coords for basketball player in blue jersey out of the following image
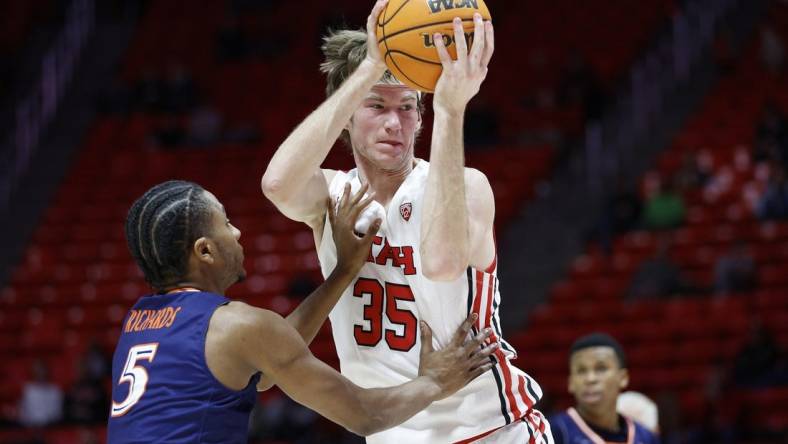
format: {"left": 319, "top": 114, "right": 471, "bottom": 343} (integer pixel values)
{"left": 549, "top": 333, "right": 660, "bottom": 444}
{"left": 108, "top": 180, "right": 498, "bottom": 443}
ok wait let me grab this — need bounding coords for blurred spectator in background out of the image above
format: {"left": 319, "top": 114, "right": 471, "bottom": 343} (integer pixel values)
{"left": 549, "top": 333, "right": 660, "bottom": 444}
{"left": 247, "top": 391, "right": 320, "bottom": 442}
{"left": 150, "top": 115, "right": 186, "bottom": 148}
{"left": 617, "top": 391, "right": 659, "bottom": 434}
{"left": 593, "top": 178, "right": 642, "bottom": 255}
{"left": 134, "top": 69, "right": 164, "bottom": 112}
{"left": 464, "top": 95, "right": 500, "bottom": 148}
{"left": 628, "top": 235, "right": 689, "bottom": 300}
{"left": 287, "top": 274, "right": 319, "bottom": 300}
{"left": 732, "top": 321, "right": 788, "bottom": 388}
{"left": 674, "top": 151, "right": 711, "bottom": 192}
{"left": 82, "top": 341, "right": 110, "bottom": 382}
{"left": 642, "top": 178, "right": 686, "bottom": 230}
{"left": 187, "top": 104, "right": 223, "bottom": 146}
{"left": 558, "top": 49, "right": 607, "bottom": 123}
{"left": 714, "top": 242, "right": 757, "bottom": 295}
{"left": 17, "top": 360, "right": 63, "bottom": 428}
{"left": 754, "top": 101, "right": 788, "bottom": 165}
{"left": 756, "top": 164, "right": 788, "bottom": 220}
{"left": 223, "top": 121, "right": 261, "bottom": 145}
{"left": 760, "top": 22, "right": 784, "bottom": 76}
{"left": 162, "top": 62, "right": 198, "bottom": 113}
{"left": 65, "top": 360, "right": 108, "bottom": 425}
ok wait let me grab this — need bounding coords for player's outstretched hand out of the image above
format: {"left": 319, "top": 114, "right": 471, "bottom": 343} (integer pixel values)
{"left": 328, "top": 182, "right": 381, "bottom": 276}
{"left": 433, "top": 13, "right": 494, "bottom": 115}
{"left": 418, "top": 313, "right": 498, "bottom": 400}
{"left": 365, "top": 0, "right": 389, "bottom": 70}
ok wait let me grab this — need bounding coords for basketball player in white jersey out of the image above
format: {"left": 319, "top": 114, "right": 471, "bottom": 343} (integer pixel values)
{"left": 261, "top": 1, "right": 552, "bottom": 442}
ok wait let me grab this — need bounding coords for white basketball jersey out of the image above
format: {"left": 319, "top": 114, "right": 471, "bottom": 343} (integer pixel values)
{"left": 317, "top": 160, "right": 545, "bottom": 444}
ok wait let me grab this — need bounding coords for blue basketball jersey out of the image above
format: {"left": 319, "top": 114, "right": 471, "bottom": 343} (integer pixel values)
{"left": 107, "top": 291, "right": 260, "bottom": 444}
{"left": 549, "top": 408, "right": 660, "bottom": 444}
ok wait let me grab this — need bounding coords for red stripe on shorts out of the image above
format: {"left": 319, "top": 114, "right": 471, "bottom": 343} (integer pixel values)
{"left": 484, "top": 275, "right": 495, "bottom": 329}
{"left": 472, "top": 270, "right": 484, "bottom": 329}
{"left": 496, "top": 349, "right": 522, "bottom": 419}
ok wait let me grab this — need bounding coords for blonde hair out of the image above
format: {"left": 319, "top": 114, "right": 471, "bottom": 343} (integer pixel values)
{"left": 320, "top": 29, "right": 424, "bottom": 147}
{"left": 320, "top": 29, "right": 400, "bottom": 98}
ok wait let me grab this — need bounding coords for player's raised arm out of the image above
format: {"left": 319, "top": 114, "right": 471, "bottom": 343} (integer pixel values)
{"left": 216, "top": 304, "right": 496, "bottom": 436}
{"left": 261, "top": 0, "right": 389, "bottom": 226}
{"left": 421, "top": 14, "right": 495, "bottom": 280}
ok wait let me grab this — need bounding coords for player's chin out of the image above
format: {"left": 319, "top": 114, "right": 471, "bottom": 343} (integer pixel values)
{"left": 578, "top": 392, "right": 605, "bottom": 406}
{"left": 374, "top": 151, "right": 410, "bottom": 169}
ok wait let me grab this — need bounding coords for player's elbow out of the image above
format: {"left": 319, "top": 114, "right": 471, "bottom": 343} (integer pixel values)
{"left": 422, "top": 255, "right": 466, "bottom": 281}
{"left": 261, "top": 174, "right": 288, "bottom": 203}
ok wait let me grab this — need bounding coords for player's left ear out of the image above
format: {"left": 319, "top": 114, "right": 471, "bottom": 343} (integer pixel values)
{"left": 193, "top": 237, "right": 216, "bottom": 265}
{"left": 619, "top": 368, "right": 630, "bottom": 390}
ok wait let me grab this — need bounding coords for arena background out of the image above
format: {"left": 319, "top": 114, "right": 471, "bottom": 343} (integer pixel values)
{"left": 1, "top": 0, "right": 787, "bottom": 442}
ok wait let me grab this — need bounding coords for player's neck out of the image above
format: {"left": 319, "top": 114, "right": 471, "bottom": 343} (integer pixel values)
{"left": 576, "top": 404, "right": 620, "bottom": 432}
{"left": 356, "top": 159, "right": 414, "bottom": 207}
{"left": 164, "top": 277, "right": 224, "bottom": 296}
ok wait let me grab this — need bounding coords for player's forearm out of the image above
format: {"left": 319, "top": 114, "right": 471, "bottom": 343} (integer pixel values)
{"left": 277, "top": 358, "right": 441, "bottom": 436}
{"left": 420, "top": 108, "right": 469, "bottom": 280}
{"left": 284, "top": 267, "right": 356, "bottom": 345}
{"left": 350, "top": 376, "right": 442, "bottom": 435}
{"left": 261, "top": 60, "right": 386, "bottom": 203}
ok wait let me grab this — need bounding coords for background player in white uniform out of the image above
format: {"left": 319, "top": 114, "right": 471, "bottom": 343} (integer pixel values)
{"left": 262, "top": 1, "right": 552, "bottom": 442}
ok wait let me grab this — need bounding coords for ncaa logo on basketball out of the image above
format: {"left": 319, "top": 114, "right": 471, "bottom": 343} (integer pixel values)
{"left": 400, "top": 203, "right": 413, "bottom": 221}
{"left": 427, "top": 0, "right": 480, "bottom": 14}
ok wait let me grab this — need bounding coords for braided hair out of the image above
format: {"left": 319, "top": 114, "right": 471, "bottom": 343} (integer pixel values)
{"left": 125, "top": 180, "right": 213, "bottom": 293}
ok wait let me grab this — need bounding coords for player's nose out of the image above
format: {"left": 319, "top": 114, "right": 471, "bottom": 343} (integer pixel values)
{"left": 383, "top": 111, "right": 402, "bottom": 131}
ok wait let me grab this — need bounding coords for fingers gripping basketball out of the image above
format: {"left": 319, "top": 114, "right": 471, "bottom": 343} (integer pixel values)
{"left": 375, "top": 0, "right": 491, "bottom": 92}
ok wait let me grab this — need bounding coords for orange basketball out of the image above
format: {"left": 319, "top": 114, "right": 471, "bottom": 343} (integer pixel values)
{"left": 376, "top": 0, "right": 492, "bottom": 93}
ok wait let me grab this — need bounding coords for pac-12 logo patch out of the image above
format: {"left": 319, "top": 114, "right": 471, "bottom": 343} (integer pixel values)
{"left": 400, "top": 202, "right": 412, "bottom": 221}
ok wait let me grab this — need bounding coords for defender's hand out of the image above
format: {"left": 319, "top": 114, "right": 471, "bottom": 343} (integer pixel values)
{"left": 328, "top": 183, "right": 381, "bottom": 276}
{"left": 365, "top": 0, "right": 389, "bottom": 70}
{"left": 432, "top": 13, "right": 494, "bottom": 115}
{"left": 418, "top": 313, "right": 498, "bottom": 400}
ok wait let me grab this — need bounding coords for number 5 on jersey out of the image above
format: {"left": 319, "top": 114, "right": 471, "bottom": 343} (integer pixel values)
{"left": 110, "top": 343, "right": 159, "bottom": 417}
{"left": 353, "top": 278, "right": 417, "bottom": 351}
